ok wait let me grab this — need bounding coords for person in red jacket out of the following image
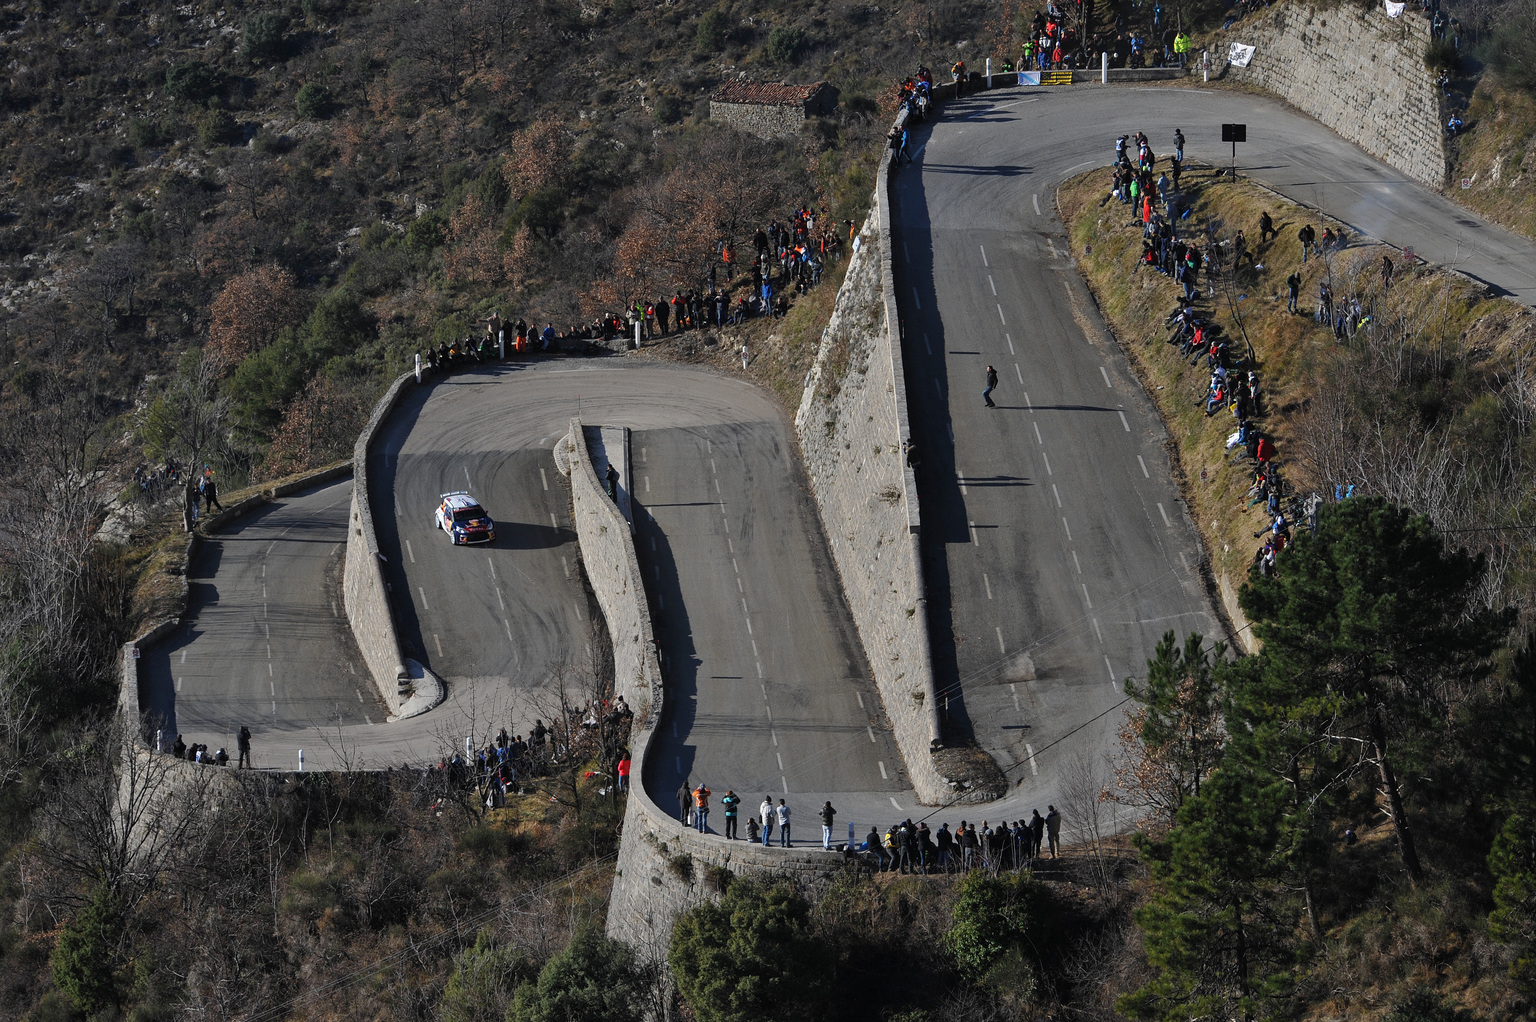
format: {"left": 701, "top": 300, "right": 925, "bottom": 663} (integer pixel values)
{"left": 615, "top": 751, "right": 631, "bottom": 792}
{"left": 1255, "top": 435, "right": 1275, "bottom": 469}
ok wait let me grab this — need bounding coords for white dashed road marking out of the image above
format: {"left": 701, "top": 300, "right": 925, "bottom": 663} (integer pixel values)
{"left": 1082, "top": 583, "right": 1093, "bottom": 609}
{"left": 979, "top": 244, "right": 989, "bottom": 266}
{"left": 1052, "top": 484, "right": 1062, "bottom": 507}
{"left": 1042, "top": 452, "right": 1052, "bottom": 475}
{"left": 996, "top": 627, "right": 1006, "bottom": 654}
{"left": 1118, "top": 410, "right": 1131, "bottom": 432}
{"left": 1100, "top": 366, "right": 1112, "bottom": 388}
{"left": 1138, "top": 455, "right": 1150, "bottom": 478}
{"left": 1033, "top": 193, "right": 1041, "bottom": 216}
{"left": 1033, "top": 422, "right": 1043, "bottom": 444}
{"left": 969, "top": 520, "right": 979, "bottom": 545}
{"left": 1158, "top": 503, "right": 1173, "bottom": 527}
{"left": 983, "top": 573, "right": 993, "bottom": 600}
{"left": 539, "top": 467, "right": 549, "bottom": 491}
{"left": 997, "top": 304, "right": 1007, "bottom": 325}
{"left": 878, "top": 761, "right": 889, "bottom": 780}
{"left": 1027, "top": 744, "right": 1039, "bottom": 775}
{"left": 417, "top": 587, "right": 429, "bottom": 610}
{"left": 1062, "top": 518, "right": 1073, "bottom": 541}
{"left": 912, "top": 287, "right": 922, "bottom": 309}
{"left": 988, "top": 275, "right": 997, "bottom": 296}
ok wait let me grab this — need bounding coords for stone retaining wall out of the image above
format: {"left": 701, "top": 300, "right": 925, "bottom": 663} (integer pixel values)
{"left": 793, "top": 108, "right": 952, "bottom": 805}
{"left": 344, "top": 371, "right": 417, "bottom": 715}
{"left": 1212, "top": 2, "right": 1446, "bottom": 188}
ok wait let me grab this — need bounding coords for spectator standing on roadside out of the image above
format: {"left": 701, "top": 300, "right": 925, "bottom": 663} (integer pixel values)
{"left": 819, "top": 801, "right": 837, "bottom": 850}
{"left": 693, "top": 783, "right": 711, "bottom": 833}
{"left": 237, "top": 725, "right": 252, "bottom": 769}
{"left": 760, "top": 796, "right": 775, "bottom": 845}
{"left": 1030, "top": 809, "right": 1046, "bottom": 856}
{"left": 1287, "top": 270, "right": 1302, "bottom": 313}
{"left": 1046, "top": 805, "right": 1062, "bottom": 857}
{"left": 721, "top": 789, "right": 741, "bottom": 839}
{"left": 616, "top": 750, "right": 631, "bottom": 791}
{"left": 776, "top": 799, "right": 792, "bottom": 847}
{"left": 677, "top": 782, "right": 691, "bottom": 824}
{"left": 1259, "top": 210, "right": 1276, "bottom": 244}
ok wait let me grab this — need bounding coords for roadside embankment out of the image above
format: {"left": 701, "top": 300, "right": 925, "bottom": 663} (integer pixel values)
{"left": 1060, "top": 165, "right": 1534, "bottom": 642}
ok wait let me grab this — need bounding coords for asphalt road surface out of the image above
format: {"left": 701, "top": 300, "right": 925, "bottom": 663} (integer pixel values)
{"left": 634, "top": 410, "right": 905, "bottom": 812}
{"left": 144, "top": 83, "right": 1536, "bottom": 835}
{"left": 883, "top": 80, "right": 1536, "bottom": 821}
{"left": 895, "top": 111, "right": 1223, "bottom": 816}
{"left": 140, "top": 479, "right": 398, "bottom": 769}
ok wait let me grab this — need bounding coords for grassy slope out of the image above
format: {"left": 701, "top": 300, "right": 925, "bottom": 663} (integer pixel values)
{"left": 1061, "top": 165, "right": 1536, "bottom": 1021}
{"left": 1059, "top": 163, "right": 1531, "bottom": 632}
{"left": 1455, "top": 77, "right": 1536, "bottom": 241}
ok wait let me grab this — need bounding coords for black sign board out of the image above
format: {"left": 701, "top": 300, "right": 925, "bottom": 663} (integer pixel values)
{"left": 1221, "top": 123, "right": 1247, "bottom": 143}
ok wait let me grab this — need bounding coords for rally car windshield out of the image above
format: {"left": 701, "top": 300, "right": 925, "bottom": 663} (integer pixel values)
{"left": 452, "top": 506, "right": 487, "bottom": 522}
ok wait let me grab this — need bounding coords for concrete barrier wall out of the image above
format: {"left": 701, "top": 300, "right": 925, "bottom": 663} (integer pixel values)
{"left": 1211, "top": 2, "right": 1446, "bottom": 188}
{"left": 344, "top": 371, "right": 417, "bottom": 716}
{"left": 555, "top": 420, "right": 853, "bottom": 951}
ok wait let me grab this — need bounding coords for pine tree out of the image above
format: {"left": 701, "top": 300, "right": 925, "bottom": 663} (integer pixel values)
{"left": 1109, "top": 631, "right": 1228, "bottom": 827}
{"left": 1121, "top": 764, "right": 1297, "bottom": 1022}
{"left": 1237, "top": 497, "right": 1513, "bottom": 885}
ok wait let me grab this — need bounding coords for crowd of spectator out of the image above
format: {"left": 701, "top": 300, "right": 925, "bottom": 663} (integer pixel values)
{"left": 418, "top": 205, "right": 848, "bottom": 375}
{"left": 676, "top": 782, "right": 1069, "bottom": 873}
{"left": 432, "top": 695, "right": 635, "bottom": 808}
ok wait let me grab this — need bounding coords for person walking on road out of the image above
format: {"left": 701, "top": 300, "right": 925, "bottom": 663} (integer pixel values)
{"left": 983, "top": 365, "right": 999, "bottom": 407}
{"left": 721, "top": 789, "right": 741, "bottom": 839}
{"left": 237, "top": 725, "right": 252, "bottom": 769}
{"left": 693, "top": 783, "right": 712, "bottom": 833}
{"left": 760, "top": 796, "right": 775, "bottom": 846}
{"left": 678, "top": 782, "right": 691, "bottom": 825}
{"left": 1046, "top": 805, "right": 1062, "bottom": 857}
{"left": 200, "top": 473, "right": 224, "bottom": 514}
{"left": 776, "top": 799, "right": 792, "bottom": 847}
{"left": 819, "top": 801, "right": 837, "bottom": 850}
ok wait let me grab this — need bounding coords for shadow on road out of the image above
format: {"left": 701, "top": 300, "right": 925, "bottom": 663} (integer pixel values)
{"left": 632, "top": 493, "right": 699, "bottom": 801}
{"left": 891, "top": 114, "right": 979, "bottom": 749}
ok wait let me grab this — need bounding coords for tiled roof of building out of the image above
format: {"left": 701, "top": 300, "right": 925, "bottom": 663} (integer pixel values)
{"left": 711, "top": 80, "right": 826, "bottom": 106}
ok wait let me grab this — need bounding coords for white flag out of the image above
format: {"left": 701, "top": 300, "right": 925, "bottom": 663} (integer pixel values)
{"left": 1228, "top": 42, "right": 1256, "bottom": 67}
{"left": 1385, "top": 0, "right": 1406, "bottom": 16}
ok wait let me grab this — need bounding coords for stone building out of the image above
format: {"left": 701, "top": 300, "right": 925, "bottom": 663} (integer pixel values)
{"left": 708, "top": 80, "right": 839, "bottom": 139}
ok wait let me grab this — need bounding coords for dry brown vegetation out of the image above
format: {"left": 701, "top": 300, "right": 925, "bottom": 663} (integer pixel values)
{"left": 1060, "top": 163, "right": 1536, "bottom": 627}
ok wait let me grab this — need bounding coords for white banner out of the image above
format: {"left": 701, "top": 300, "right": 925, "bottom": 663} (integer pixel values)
{"left": 1228, "top": 42, "right": 1256, "bottom": 67}
{"left": 1018, "top": 71, "right": 1042, "bottom": 85}
{"left": 1384, "top": 0, "right": 1406, "bottom": 16}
